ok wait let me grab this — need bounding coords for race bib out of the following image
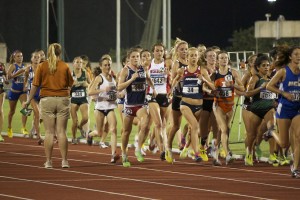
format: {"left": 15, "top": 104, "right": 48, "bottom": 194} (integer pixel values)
{"left": 132, "top": 83, "right": 145, "bottom": 92}
{"left": 107, "top": 91, "right": 117, "bottom": 101}
{"left": 15, "top": 76, "right": 25, "bottom": 83}
{"left": 182, "top": 86, "right": 199, "bottom": 94}
{"left": 260, "top": 91, "right": 277, "bottom": 99}
{"left": 218, "top": 88, "right": 232, "bottom": 98}
{"left": 293, "top": 92, "right": 300, "bottom": 101}
{"left": 151, "top": 76, "right": 165, "bottom": 85}
{"left": 72, "top": 89, "right": 85, "bottom": 98}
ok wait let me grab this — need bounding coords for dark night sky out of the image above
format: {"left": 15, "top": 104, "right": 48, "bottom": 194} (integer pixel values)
{"left": 0, "top": 0, "right": 299, "bottom": 62}
{"left": 171, "top": 0, "right": 300, "bottom": 48}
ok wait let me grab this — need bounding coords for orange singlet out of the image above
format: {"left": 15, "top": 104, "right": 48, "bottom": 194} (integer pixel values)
{"left": 213, "top": 68, "right": 235, "bottom": 113}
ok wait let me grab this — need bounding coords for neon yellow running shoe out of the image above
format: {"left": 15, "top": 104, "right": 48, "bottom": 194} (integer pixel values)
{"left": 244, "top": 153, "right": 253, "bottom": 166}
{"left": 21, "top": 128, "right": 29, "bottom": 135}
{"left": 279, "top": 156, "right": 290, "bottom": 166}
{"left": 180, "top": 147, "right": 188, "bottom": 159}
{"left": 0, "top": 134, "right": 4, "bottom": 142}
{"left": 122, "top": 156, "right": 131, "bottom": 167}
{"left": 199, "top": 148, "right": 208, "bottom": 162}
{"left": 268, "top": 153, "right": 279, "bottom": 167}
{"left": 165, "top": 149, "right": 173, "bottom": 164}
{"left": 7, "top": 128, "right": 13, "bottom": 138}
{"left": 135, "top": 150, "right": 145, "bottom": 162}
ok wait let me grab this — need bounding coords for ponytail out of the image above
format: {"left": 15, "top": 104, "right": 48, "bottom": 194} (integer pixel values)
{"left": 47, "top": 43, "right": 62, "bottom": 74}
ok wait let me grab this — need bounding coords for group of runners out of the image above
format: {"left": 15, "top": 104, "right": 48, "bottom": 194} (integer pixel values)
{"left": 0, "top": 40, "right": 299, "bottom": 178}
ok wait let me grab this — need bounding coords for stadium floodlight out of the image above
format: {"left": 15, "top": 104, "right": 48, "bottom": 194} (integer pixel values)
{"left": 267, "top": 0, "right": 276, "bottom": 2}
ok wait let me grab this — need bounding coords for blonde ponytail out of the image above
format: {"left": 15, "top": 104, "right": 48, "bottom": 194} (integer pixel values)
{"left": 47, "top": 43, "right": 62, "bottom": 74}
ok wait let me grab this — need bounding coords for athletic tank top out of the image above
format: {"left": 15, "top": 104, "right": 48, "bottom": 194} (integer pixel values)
{"left": 214, "top": 68, "right": 235, "bottom": 104}
{"left": 251, "top": 75, "right": 275, "bottom": 109}
{"left": 278, "top": 66, "right": 300, "bottom": 109}
{"left": 182, "top": 66, "right": 203, "bottom": 99}
{"left": 12, "top": 63, "right": 25, "bottom": 91}
{"left": 125, "top": 66, "right": 146, "bottom": 106}
{"left": 148, "top": 59, "right": 167, "bottom": 94}
{"left": 95, "top": 74, "right": 117, "bottom": 110}
{"left": 71, "top": 70, "right": 88, "bottom": 99}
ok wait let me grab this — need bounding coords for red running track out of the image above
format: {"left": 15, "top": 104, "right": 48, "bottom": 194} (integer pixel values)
{"left": 0, "top": 137, "right": 299, "bottom": 200}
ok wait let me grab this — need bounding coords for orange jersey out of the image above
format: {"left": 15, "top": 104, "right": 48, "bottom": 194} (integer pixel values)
{"left": 213, "top": 68, "right": 235, "bottom": 105}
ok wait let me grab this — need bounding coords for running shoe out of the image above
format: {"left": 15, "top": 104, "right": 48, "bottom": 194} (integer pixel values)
{"left": 179, "top": 147, "right": 188, "bottom": 159}
{"left": 268, "top": 153, "right": 279, "bottom": 166}
{"left": 244, "top": 153, "right": 253, "bottom": 166}
{"left": 225, "top": 152, "right": 234, "bottom": 165}
{"left": 77, "top": 126, "right": 86, "bottom": 138}
{"left": 122, "top": 155, "right": 131, "bottom": 167}
{"left": 44, "top": 160, "right": 53, "bottom": 169}
{"left": 194, "top": 153, "right": 202, "bottom": 162}
{"left": 87, "top": 135, "right": 93, "bottom": 146}
{"left": 188, "top": 149, "right": 195, "bottom": 158}
{"left": 7, "top": 128, "right": 13, "bottom": 138}
{"left": 141, "top": 144, "right": 147, "bottom": 156}
{"left": 21, "top": 128, "right": 29, "bottom": 135}
{"left": 165, "top": 150, "right": 173, "bottom": 163}
{"left": 279, "top": 155, "right": 290, "bottom": 166}
{"left": 199, "top": 148, "right": 208, "bottom": 162}
{"left": 290, "top": 162, "right": 300, "bottom": 178}
{"left": 160, "top": 151, "right": 166, "bottom": 161}
{"left": 212, "top": 159, "right": 222, "bottom": 166}
{"left": 62, "top": 160, "right": 70, "bottom": 168}
{"left": 135, "top": 150, "right": 145, "bottom": 162}
{"left": 71, "top": 138, "right": 78, "bottom": 145}
{"left": 37, "top": 138, "right": 43, "bottom": 145}
{"left": 99, "top": 142, "right": 108, "bottom": 148}
{"left": 0, "top": 135, "right": 4, "bottom": 142}
{"left": 110, "top": 153, "right": 120, "bottom": 163}
{"left": 206, "top": 146, "right": 212, "bottom": 158}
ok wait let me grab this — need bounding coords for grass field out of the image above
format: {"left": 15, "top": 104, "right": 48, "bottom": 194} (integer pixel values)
{"left": 2, "top": 97, "right": 271, "bottom": 158}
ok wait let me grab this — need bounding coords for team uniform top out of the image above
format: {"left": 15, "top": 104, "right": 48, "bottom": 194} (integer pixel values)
{"left": 12, "top": 63, "right": 25, "bottom": 91}
{"left": 214, "top": 68, "right": 235, "bottom": 105}
{"left": 251, "top": 75, "right": 276, "bottom": 110}
{"left": 95, "top": 74, "right": 117, "bottom": 110}
{"left": 182, "top": 66, "right": 203, "bottom": 99}
{"left": 71, "top": 70, "right": 88, "bottom": 99}
{"left": 148, "top": 59, "right": 167, "bottom": 94}
{"left": 173, "top": 60, "right": 188, "bottom": 97}
{"left": 125, "top": 66, "right": 147, "bottom": 106}
{"left": 278, "top": 66, "right": 300, "bottom": 110}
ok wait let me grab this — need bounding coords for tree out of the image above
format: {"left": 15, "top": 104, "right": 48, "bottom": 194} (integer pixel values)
{"left": 227, "top": 26, "right": 300, "bottom": 53}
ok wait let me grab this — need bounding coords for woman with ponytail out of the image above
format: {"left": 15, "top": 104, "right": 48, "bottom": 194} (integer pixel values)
{"left": 23, "top": 43, "right": 74, "bottom": 169}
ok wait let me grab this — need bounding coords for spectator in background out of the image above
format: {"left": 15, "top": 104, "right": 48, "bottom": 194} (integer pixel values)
{"left": 23, "top": 43, "right": 74, "bottom": 169}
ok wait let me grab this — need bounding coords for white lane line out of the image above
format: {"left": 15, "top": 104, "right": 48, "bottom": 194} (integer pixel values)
{"left": 0, "top": 194, "right": 34, "bottom": 200}
{"left": 0, "top": 175, "right": 157, "bottom": 200}
{"left": 1, "top": 150, "right": 298, "bottom": 191}
{"left": 0, "top": 161, "right": 276, "bottom": 200}
{"left": 0, "top": 142, "right": 291, "bottom": 177}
